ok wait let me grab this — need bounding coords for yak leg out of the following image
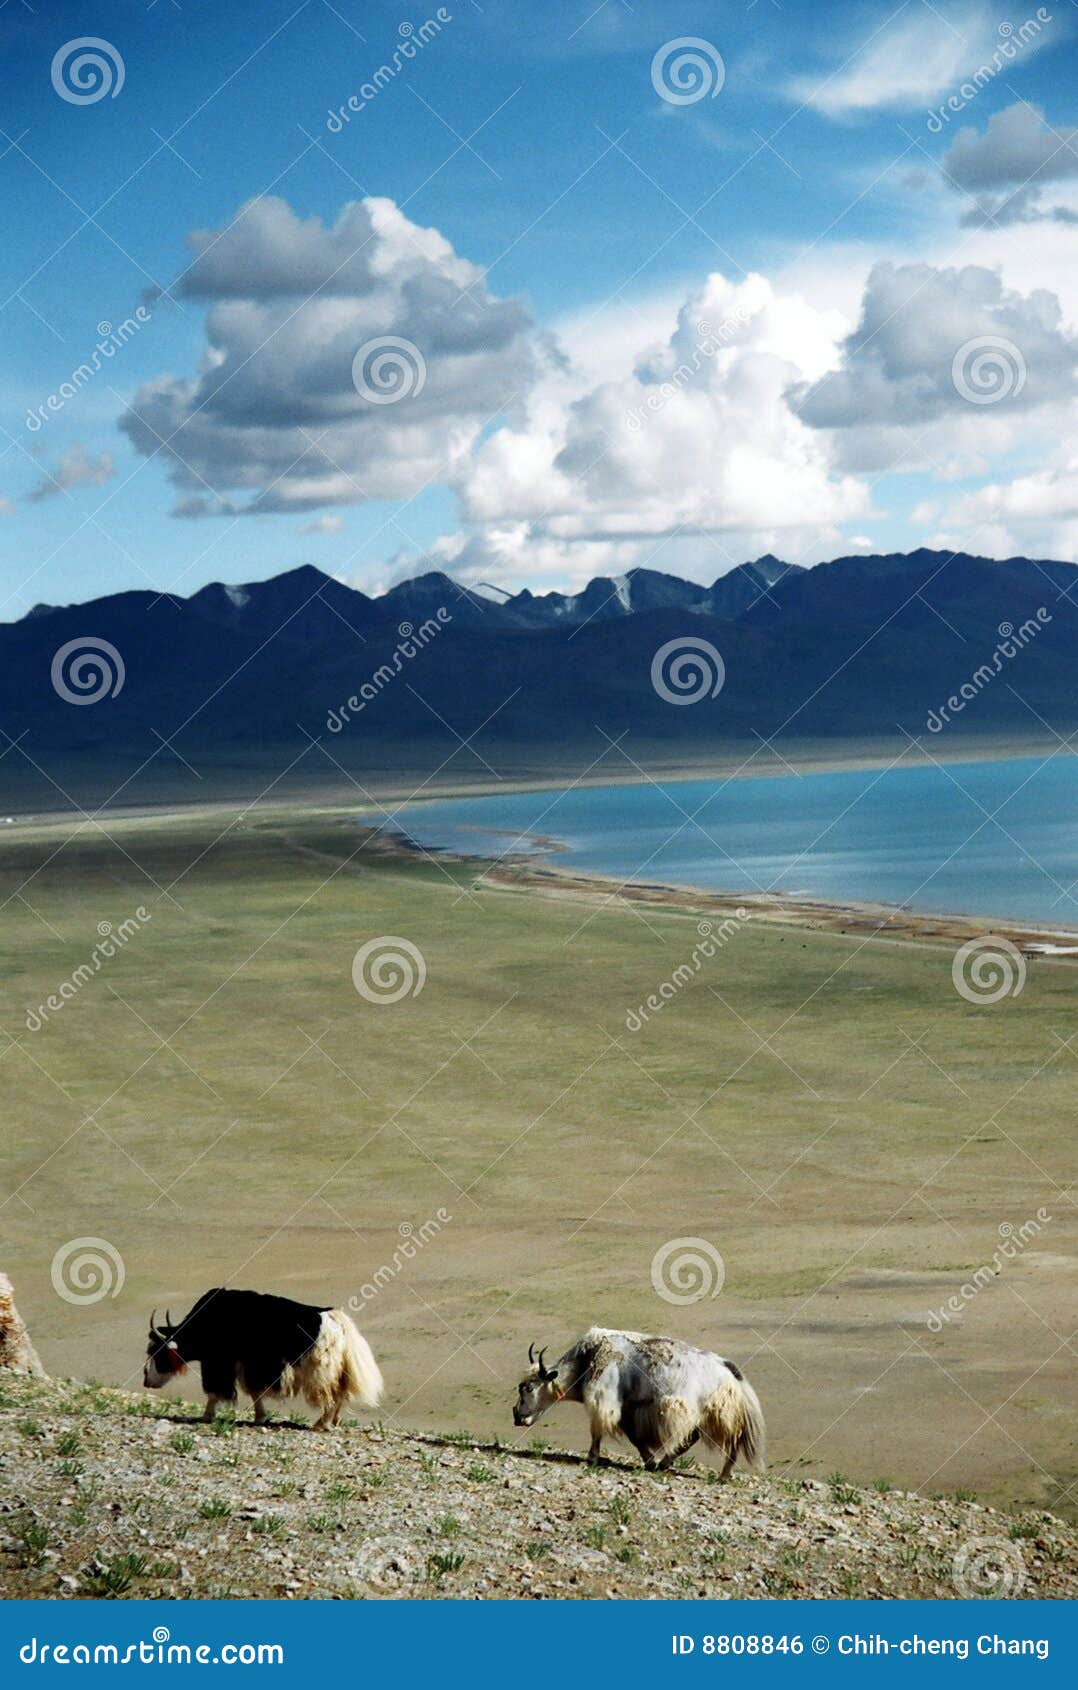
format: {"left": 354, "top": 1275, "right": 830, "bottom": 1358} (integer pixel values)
{"left": 634, "top": 1430, "right": 665, "bottom": 1470}
{"left": 657, "top": 1428, "right": 701, "bottom": 1471}
{"left": 586, "top": 1408, "right": 606, "bottom": 1463}
{"left": 621, "top": 1401, "right": 663, "bottom": 1470}
{"left": 200, "top": 1359, "right": 237, "bottom": 1424}
{"left": 245, "top": 1369, "right": 277, "bottom": 1427}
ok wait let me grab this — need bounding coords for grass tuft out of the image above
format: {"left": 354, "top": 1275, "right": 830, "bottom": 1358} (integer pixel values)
{"left": 198, "top": 1498, "right": 232, "bottom": 1520}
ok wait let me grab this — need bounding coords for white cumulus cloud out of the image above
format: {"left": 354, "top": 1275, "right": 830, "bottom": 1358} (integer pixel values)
{"left": 790, "top": 260, "right": 1078, "bottom": 471}
{"left": 121, "top": 196, "right": 542, "bottom": 516}
{"left": 942, "top": 102, "right": 1078, "bottom": 226}
{"left": 447, "top": 271, "right": 870, "bottom": 584}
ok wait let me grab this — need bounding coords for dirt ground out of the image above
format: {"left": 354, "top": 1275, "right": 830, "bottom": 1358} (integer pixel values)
{"left": 2, "top": 1376, "right": 1074, "bottom": 1600}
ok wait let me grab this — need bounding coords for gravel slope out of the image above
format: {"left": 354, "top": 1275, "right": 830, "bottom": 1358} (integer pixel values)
{"left": 1, "top": 1377, "right": 1074, "bottom": 1600}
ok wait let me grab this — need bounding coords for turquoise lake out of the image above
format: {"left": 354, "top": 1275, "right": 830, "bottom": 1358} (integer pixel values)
{"left": 391, "top": 754, "right": 1078, "bottom": 926}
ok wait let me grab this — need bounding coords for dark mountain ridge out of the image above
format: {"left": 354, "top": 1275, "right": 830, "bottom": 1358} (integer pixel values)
{"left": 2, "top": 549, "right": 1075, "bottom": 807}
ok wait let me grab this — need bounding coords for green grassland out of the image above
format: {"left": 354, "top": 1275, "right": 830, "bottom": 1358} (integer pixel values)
{"left": 1, "top": 804, "right": 1074, "bottom": 1516}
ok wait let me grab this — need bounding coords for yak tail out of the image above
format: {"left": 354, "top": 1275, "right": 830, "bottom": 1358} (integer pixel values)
{"left": 703, "top": 1375, "right": 766, "bottom": 1473}
{"left": 327, "top": 1309, "right": 384, "bottom": 1408}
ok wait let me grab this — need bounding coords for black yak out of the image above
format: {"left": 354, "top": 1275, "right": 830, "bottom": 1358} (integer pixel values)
{"left": 144, "top": 1288, "right": 383, "bottom": 1430}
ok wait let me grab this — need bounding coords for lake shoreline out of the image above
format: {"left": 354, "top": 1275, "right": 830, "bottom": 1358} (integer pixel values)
{"left": 383, "top": 748, "right": 1078, "bottom": 941}
{"left": 378, "top": 824, "right": 1078, "bottom": 955}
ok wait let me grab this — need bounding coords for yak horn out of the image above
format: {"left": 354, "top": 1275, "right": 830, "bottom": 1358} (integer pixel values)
{"left": 528, "top": 1343, "right": 537, "bottom": 1365}
{"left": 537, "top": 1347, "right": 549, "bottom": 1376}
{"left": 150, "top": 1308, "right": 158, "bottom": 1332}
{"left": 165, "top": 1308, "right": 174, "bottom": 1332}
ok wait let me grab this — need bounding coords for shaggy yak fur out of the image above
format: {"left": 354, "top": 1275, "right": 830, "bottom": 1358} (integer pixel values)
{"left": 513, "top": 1326, "right": 765, "bottom": 1473}
{"left": 144, "top": 1289, "right": 383, "bottom": 1430}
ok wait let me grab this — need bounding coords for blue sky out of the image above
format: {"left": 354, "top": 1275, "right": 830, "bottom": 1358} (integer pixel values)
{"left": 2, "top": 0, "right": 1077, "bottom": 616}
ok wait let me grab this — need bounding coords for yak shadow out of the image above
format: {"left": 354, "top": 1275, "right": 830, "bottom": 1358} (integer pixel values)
{"left": 145, "top": 1414, "right": 723, "bottom": 1479}
{"left": 151, "top": 1409, "right": 312, "bottom": 1433}
{"left": 404, "top": 1430, "right": 715, "bottom": 1482}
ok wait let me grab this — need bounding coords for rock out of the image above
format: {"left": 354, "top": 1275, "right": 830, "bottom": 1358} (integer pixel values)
{"left": 0, "top": 1274, "right": 47, "bottom": 1378}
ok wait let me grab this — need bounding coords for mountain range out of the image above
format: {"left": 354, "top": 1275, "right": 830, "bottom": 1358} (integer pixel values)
{"left": 2, "top": 549, "right": 1075, "bottom": 808}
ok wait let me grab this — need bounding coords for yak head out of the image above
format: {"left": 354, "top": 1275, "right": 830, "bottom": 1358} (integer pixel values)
{"left": 513, "top": 1343, "right": 561, "bottom": 1426}
{"left": 143, "top": 1310, "right": 187, "bottom": 1389}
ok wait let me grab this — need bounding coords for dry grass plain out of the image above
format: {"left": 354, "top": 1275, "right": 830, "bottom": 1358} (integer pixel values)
{"left": 0, "top": 803, "right": 1074, "bottom": 1519}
